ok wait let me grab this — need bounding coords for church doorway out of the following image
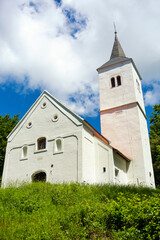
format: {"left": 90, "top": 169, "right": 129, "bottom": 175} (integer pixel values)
{"left": 32, "top": 171, "right": 46, "bottom": 182}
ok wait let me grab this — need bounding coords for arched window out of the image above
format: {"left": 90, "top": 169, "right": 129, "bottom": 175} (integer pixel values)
{"left": 23, "top": 146, "right": 27, "bottom": 158}
{"left": 21, "top": 146, "right": 28, "bottom": 159}
{"left": 117, "top": 76, "right": 121, "bottom": 86}
{"left": 54, "top": 138, "right": 63, "bottom": 154}
{"left": 55, "top": 139, "right": 62, "bottom": 152}
{"left": 111, "top": 77, "right": 115, "bottom": 88}
{"left": 37, "top": 137, "right": 46, "bottom": 150}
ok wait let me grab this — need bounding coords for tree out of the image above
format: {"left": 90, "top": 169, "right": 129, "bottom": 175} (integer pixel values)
{"left": 149, "top": 104, "right": 160, "bottom": 186}
{"left": 0, "top": 114, "right": 19, "bottom": 178}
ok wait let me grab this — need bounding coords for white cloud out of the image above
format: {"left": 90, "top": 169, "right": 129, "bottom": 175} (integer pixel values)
{"left": 144, "top": 82, "right": 160, "bottom": 106}
{"left": 0, "top": 0, "right": 160, "bottom": 116}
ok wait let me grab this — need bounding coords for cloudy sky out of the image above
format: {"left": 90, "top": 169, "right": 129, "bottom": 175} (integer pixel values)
{"left": 0, "top": 0, "right": 160, "bottom": 131}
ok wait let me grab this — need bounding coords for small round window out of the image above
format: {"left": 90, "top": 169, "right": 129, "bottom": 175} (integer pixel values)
{"left": 27, "top": 122, "right": 32, "bottom": 129}
{"left": 41, "top": 102, "right": 47, "bottom": 109}
{"left": 52, "top": 114, "right": 59, "bottom": 122}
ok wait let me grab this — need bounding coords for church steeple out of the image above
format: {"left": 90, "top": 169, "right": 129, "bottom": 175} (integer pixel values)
{"left": 110, "top": 31, "right": 126, "bottom": 59}
{"left": 97, "top": 30, "right": 155, "bottom": 188}
{"left": 97, "top": 31, "right": 129, "bottom": 71}
{"left": 97, "top": 31, "right": 141, "bottom": 80}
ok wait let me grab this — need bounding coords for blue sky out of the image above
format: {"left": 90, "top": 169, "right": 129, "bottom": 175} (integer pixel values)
{"left": 0, "top": 0, "right": 160, "bottom": 133}
{"left": 0, "top": 82, "right": 102, "bottom": 132}
{"left": 0, "top": 81, "right": 153, "bottom": 133}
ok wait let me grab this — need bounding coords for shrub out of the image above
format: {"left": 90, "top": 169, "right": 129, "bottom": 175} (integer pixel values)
{"left": 0, "top": 183, "right": 159, "bottom": 239}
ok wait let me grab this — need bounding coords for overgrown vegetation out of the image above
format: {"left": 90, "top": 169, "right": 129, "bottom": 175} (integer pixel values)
{"left": 0, "top": 114, "right": 19, "bottom": 179}
{"left": 150, "top": 103, "right": 160, "bottom": 187}
{"left": 0, "top": 182, "right": 160, "bottom": 239}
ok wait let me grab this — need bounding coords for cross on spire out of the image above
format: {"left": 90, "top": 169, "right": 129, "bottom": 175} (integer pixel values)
{"left": 113, "top": 22, "right": 117, "bottom": 34}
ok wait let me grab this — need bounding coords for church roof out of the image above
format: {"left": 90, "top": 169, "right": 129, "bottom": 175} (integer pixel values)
{"left": 98, "top": 56, "right": 130, "bottom": 70}
{"left": 97, "top": 31, "right": 130, "bottom": 71}
{"left": 110, "top": 32, "right": 126, "bottom": 59}
{"left": 97, "top": 32, "right": 142, "bottom": 80}
{"left": 113, "top": 147, "right": 131, "bottom": 162}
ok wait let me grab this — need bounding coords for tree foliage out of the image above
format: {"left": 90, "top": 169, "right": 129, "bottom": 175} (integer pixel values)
{"left": 0, "top": 114, "right": 19, "bottom": 177}
{"left": 150, "top": 104, "right": 160, "bottom": 186}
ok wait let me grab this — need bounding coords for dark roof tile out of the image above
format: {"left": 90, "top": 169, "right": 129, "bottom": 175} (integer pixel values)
{"left": 98, "top": 56, "right": 130, "bottom": 69}
{"left": 110, "top": 32, "right": 126, "bottom": 59}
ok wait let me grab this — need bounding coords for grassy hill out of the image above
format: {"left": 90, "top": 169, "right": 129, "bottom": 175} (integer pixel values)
{"left": 0, "top": 183, "right": 160, "bottom": 240}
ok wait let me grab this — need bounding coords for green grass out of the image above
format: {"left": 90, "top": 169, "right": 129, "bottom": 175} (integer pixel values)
{"left": 0, "top": 183, "right": 160, "bottom": 239}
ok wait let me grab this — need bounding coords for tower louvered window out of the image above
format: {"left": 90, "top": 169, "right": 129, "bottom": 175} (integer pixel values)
{"left": 117, "top": 76, "right": 121, "bottom": 86}
{"left": 111, "top": 77, "right": 115, "bottom": 88}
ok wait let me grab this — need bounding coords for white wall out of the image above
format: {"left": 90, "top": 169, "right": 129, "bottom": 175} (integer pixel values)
{"left": 131, "top": 65, "right": 145, "bottom": 113}
{"left": 82, "top": 125, "right": 115, "bottom": 184}
{"left": 113, "top": 153, "right": 128, "bottom": 185}
{"left": 82, "top": 126, "right": 95, "bottom": 183}
{"left": 98, "top": 60, "right": 155, "bottom": 187}
{"left": 99, "top": 61, "right": 136, "bottom": 111}
{"left": 137, "top": 107, "right": 155, "bottom": 187}
{"left": 95, "top": 143, "right": 109, "bottom": 183}
{"left": 2, "top": 94, "right": 83, "bottom": 187}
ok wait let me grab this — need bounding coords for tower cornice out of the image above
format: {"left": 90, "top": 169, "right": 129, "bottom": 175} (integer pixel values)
{"left": 97, "top": 57, "right": 142, "bottom": 80}
{"left": 99, "top": 101, "right": 147, "bottom": 119}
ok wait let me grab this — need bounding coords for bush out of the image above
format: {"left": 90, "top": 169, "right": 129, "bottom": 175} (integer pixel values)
{"left": 0, "top": 183, "right": 160, "bottom": 239}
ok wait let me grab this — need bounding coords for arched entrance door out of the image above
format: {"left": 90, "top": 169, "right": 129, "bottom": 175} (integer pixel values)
{"left": 32, "top": 171, "right": 46, "bottom": 182}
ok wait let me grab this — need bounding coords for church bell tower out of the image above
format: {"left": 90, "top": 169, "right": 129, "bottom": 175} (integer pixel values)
{"left": 97, "top": 31, "right": 155, "bottom": 187}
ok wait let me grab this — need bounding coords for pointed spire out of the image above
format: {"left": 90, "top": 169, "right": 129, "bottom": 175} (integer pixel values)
{"left": 97, "top": 28, "right": 132, "bottom": 72}
{"left": 110, "top": 31, "right": 126, "bottom": 60}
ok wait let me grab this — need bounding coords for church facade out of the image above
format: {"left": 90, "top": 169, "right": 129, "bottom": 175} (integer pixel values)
{"left": 1, "top": 33, "right": 155, "bottom": 188}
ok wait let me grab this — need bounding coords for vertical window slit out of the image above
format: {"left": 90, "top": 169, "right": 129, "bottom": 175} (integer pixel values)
{"left": 55, "top": 139, "right": 62, "bottom": 152}
{"left": 117, "top": 76, "right": 121, "bottom": 86}
{"left": 22, "top": 146, "right": 27, "bottom": 158}
{"left": 111, "top": 77, "right": 115, "bottom": 88}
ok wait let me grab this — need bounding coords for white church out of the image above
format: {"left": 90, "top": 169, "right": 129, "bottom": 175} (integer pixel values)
{"left": 1, "top": 32, "right": 155, "bottom": 188}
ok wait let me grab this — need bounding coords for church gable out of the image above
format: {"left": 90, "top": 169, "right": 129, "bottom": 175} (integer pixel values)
{"left": 8, "top": 90, "right": 83, "bottom": 144}
{"left": 2, "top": 91, "right": 84, "bottom": 186}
